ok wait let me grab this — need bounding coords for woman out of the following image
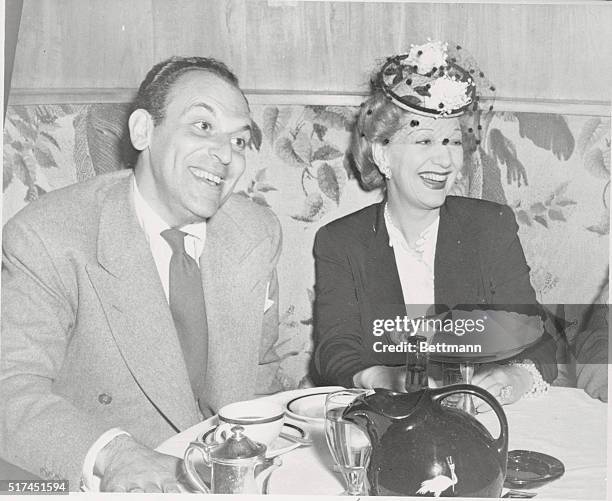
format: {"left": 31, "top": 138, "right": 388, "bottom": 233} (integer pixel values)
{"left": 313, "top": 41, "right": 556, "bottom": 406}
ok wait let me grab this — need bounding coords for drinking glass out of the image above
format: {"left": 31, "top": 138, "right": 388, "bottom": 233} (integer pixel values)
{"left": 324, "top": 389, "right": 372, "bottom": 496}
{"left": 459, "top": 362, "right": 477, "bottom": 415}
{"left": 404, "top": 334, "right": 429, "bottom": 392}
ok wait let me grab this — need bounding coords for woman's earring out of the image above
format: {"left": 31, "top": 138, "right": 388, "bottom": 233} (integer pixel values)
{"left": 379, "top": 165, "right": 392, "bottom": 180}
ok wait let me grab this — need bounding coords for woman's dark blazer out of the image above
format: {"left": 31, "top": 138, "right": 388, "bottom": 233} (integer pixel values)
{"left": 312, "top": 196, "right": 558, "bottom": 388}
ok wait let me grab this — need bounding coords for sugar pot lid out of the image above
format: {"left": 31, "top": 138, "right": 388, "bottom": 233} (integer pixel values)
{"left": 210, "top": 425, "right": 267, "bottom": 461}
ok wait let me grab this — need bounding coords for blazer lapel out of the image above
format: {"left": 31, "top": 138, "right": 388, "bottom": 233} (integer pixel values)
{"left": 435, "top": 200, "right": 483, "bottom": 308}
{"left": 365, "top": 203, "right": 406, "bottom": 319}
{"left": 365, "top": 200, "right": 483, "bottom": 315}
{"left": 86, "top": 174, "right": 199, "bottom": 432}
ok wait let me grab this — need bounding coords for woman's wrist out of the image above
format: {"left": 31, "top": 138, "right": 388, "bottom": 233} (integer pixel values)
{"left": 510, "top": 359, "right": 550, "bottom": 398}
{"left": 353, "top": 366, "right": 383, "bottom": 388}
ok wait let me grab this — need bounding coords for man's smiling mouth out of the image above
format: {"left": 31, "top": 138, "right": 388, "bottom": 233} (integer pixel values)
{"left": 189, "top": 167, "right": 224, "bottom": 186}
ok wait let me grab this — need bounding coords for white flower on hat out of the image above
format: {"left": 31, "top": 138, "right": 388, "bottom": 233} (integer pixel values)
{"left": 424, "top": 76, "right": 473, "bottom": 113}
{"left": 406, "top": 40, "right": 448, "bottom": 75}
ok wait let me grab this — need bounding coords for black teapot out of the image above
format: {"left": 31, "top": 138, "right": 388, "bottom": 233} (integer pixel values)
{"left": 342, "top": 385, "right": 508, "bottom": 497}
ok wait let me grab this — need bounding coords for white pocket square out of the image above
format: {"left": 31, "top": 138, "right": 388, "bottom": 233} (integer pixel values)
{"left": 264, "top": 281, "right": 274, "bottom": 313}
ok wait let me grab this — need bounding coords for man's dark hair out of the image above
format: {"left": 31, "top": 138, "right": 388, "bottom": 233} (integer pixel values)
{"left": 134, "top": 56, "right": 241, "bottom": 125}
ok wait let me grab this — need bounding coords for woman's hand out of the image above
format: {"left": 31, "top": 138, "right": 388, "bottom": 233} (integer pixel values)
{"left": 353, "top": 365, "right": 406, "bottom": 392}
{"left": 471, "top": 364, "right": 533, "bottom": 412}
{"left": 352, "top": 365, "right": 439, "bottom": 392}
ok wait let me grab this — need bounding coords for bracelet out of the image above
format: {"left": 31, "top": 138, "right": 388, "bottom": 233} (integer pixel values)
{"left": 511, "top": 359, "right": 549, "bottom": 398}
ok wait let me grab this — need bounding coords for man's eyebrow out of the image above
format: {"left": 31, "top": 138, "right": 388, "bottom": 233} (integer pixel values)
{"left": 186, "top": 102, "right": 216, "bottom": 114}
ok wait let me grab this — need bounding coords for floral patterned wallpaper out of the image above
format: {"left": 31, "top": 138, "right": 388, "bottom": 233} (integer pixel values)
{"left": 3, "top": 103, "right": 610, "bottom": 388}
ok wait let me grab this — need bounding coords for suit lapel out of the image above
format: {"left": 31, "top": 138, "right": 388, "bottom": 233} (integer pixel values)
{"left": 199, "top": 200, "right": 267, "bottom": 412}
{"left": 86, "top": 173, "right": 199, "bottom": 432}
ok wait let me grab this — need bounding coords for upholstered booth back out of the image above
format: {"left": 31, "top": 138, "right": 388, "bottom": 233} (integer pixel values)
{"left": 3, "top": 103, "right": 609, "bottom": 388}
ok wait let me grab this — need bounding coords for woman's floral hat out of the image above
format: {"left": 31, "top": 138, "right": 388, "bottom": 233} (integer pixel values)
{"left": 380, "top": 40, "right": 491, "bottom": 118}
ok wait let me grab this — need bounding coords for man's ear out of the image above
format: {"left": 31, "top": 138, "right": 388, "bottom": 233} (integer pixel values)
{"left": 371, "top": 142, "right": 388, "bottom": 170}
{"left": 128, "top": 109, "right": 153, "bottom": 151}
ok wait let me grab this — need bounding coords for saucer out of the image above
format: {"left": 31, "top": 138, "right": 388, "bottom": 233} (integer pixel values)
{"left": 504, "top": 450, "right": 565, "bottom": 489}
{"left": 285, "top": 391, "right": 333, "bottom": 424}
{"left": 199, "top": 422, "right": 308, "bottom": 458}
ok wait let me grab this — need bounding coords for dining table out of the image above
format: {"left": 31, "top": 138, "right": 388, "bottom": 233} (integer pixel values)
{"left": 157, "top": 385, "right": 608, "bottom": 499}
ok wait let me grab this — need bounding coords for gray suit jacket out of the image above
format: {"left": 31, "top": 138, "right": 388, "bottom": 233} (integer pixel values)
{"left": 0, "top": 170, "right": 282, "bottom": 488}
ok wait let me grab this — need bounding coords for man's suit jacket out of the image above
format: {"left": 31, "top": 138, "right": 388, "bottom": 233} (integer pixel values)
{"left": 313, "top": 197, "right": 557, "bottom": 388}
{"left": 0, "top": 170, "right": 282, "bottom": 488}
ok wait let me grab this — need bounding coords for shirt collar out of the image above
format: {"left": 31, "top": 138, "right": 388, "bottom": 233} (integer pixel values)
{"left": 132, "top": 177, "right": 207, "bottom": 255}
{"left": 384, "top": 203, "right": 439, "bottom": 251}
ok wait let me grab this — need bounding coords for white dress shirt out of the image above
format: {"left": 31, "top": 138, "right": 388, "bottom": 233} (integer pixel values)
{"left": 384, "top": 204, "right": 439, "bottom": 319}
{"left": 132, "top": 178, "right": 207, "bottom": 300}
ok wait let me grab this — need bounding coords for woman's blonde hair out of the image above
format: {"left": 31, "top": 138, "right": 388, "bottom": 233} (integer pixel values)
{"left": 349, "top": 88, "right": 410, "bottom": 190}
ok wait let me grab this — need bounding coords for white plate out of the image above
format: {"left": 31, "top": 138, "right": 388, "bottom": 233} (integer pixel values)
{"left": 285, "top": 391, "right": 335, "bottom": 424}
{"left": 199, "top": 420, "right": 308, "bottom": 458}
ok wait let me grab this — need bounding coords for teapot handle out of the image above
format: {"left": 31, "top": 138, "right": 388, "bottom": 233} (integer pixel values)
{"left": 429, "top": 384, "right": 508, "bottom": 458}
{"left": 183, "top": 441, "right": 212, "bottom": 493}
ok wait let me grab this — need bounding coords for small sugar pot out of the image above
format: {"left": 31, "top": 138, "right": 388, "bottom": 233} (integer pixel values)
{"left": 184, "top": 425, "right": 281, "bottom": 494}
{"left": 342, "top": 385, "right": 508, "bottom": 497}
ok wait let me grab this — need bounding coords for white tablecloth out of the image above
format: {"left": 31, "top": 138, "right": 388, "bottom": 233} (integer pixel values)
{"left": 157, "top": 386, "right": 607, "bottom": 499}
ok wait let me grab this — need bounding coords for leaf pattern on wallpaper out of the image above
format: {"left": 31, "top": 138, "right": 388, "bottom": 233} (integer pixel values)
{"left": 292, "top": 127, "right": 313, "bottom": 164}
{"left": 488, "top": 129, "right": 528, "bottom": 187}
{"left": 512, "top": 182, "right": 577, "bottom": 229}
{"left": 73, "top": 111, "right": 96, "bottom": 182}
{"left": 265, "top": 105, "right": 354, "bottom": 220}
{"left": 578, "top": 118, "right": 610, "bottom": 179}
{"left": 586, "top": 212, "right": 610, "bottom": 236}
{"left": 317, "top": 163, "right": 340, "bottom": 204}
{"left": 515, "top": 113, "right": 575, "bottom": 160}
{"left": 250, "top": 120, "right": 263, "bottom": 151}
{"left": 73, "top": 104, "right": 133, "bottom": 179}
{"left": 313, "top": 123, "right": 327, "bottom": 142}
{"left": 262, "top": 106, "right": 292, "bottom": 144}
{"left": 89, "top": 104, "right": 132, "bottom": 173}
{"left": 584, "top": 148, "right": 609, "bottom": 179}
{"left": 2, "top": 105, "right": 68, "bottom": 200}
{"left": 342, "top": 153, "right": 355, "bottom": 180}
{"left": 305, "top": 105, "right": 356, "bottom": 131}
{"left": 577, "top": 118, "right": 608, "bottom": 157}
{"left": 312, "top": 144, "right": 343, "bottom": 162}
{"left": 478, "top": 146, "right": 507, "bottom": 204}
{"left": 576, "top": 117, "right": 610, "bottom": 234}
{"left": 291, "top": 193, "right": 324, "bottom": 222}
{"left": 236, "top": 167, "right": 278, "bottom": 208}
{"left": 275, "top": 136, "right": 307, "bottom": 167}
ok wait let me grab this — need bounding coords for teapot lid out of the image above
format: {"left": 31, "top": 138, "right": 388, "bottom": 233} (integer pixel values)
{"left": 211, "top": 426, "right": 267, "bottom": 460}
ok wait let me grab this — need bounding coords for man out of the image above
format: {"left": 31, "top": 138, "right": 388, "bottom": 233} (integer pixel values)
{"left": 0, "top": 57, "right": 282, "bottom": 492}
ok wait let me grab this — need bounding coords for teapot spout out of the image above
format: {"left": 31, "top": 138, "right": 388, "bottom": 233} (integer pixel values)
{"left": 255, "top": 456, "right": 282, "bottom": 494}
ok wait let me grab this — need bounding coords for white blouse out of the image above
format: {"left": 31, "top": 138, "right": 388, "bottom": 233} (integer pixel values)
{"left": 384, "top": 204, "right": 439, "bottom": 319}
